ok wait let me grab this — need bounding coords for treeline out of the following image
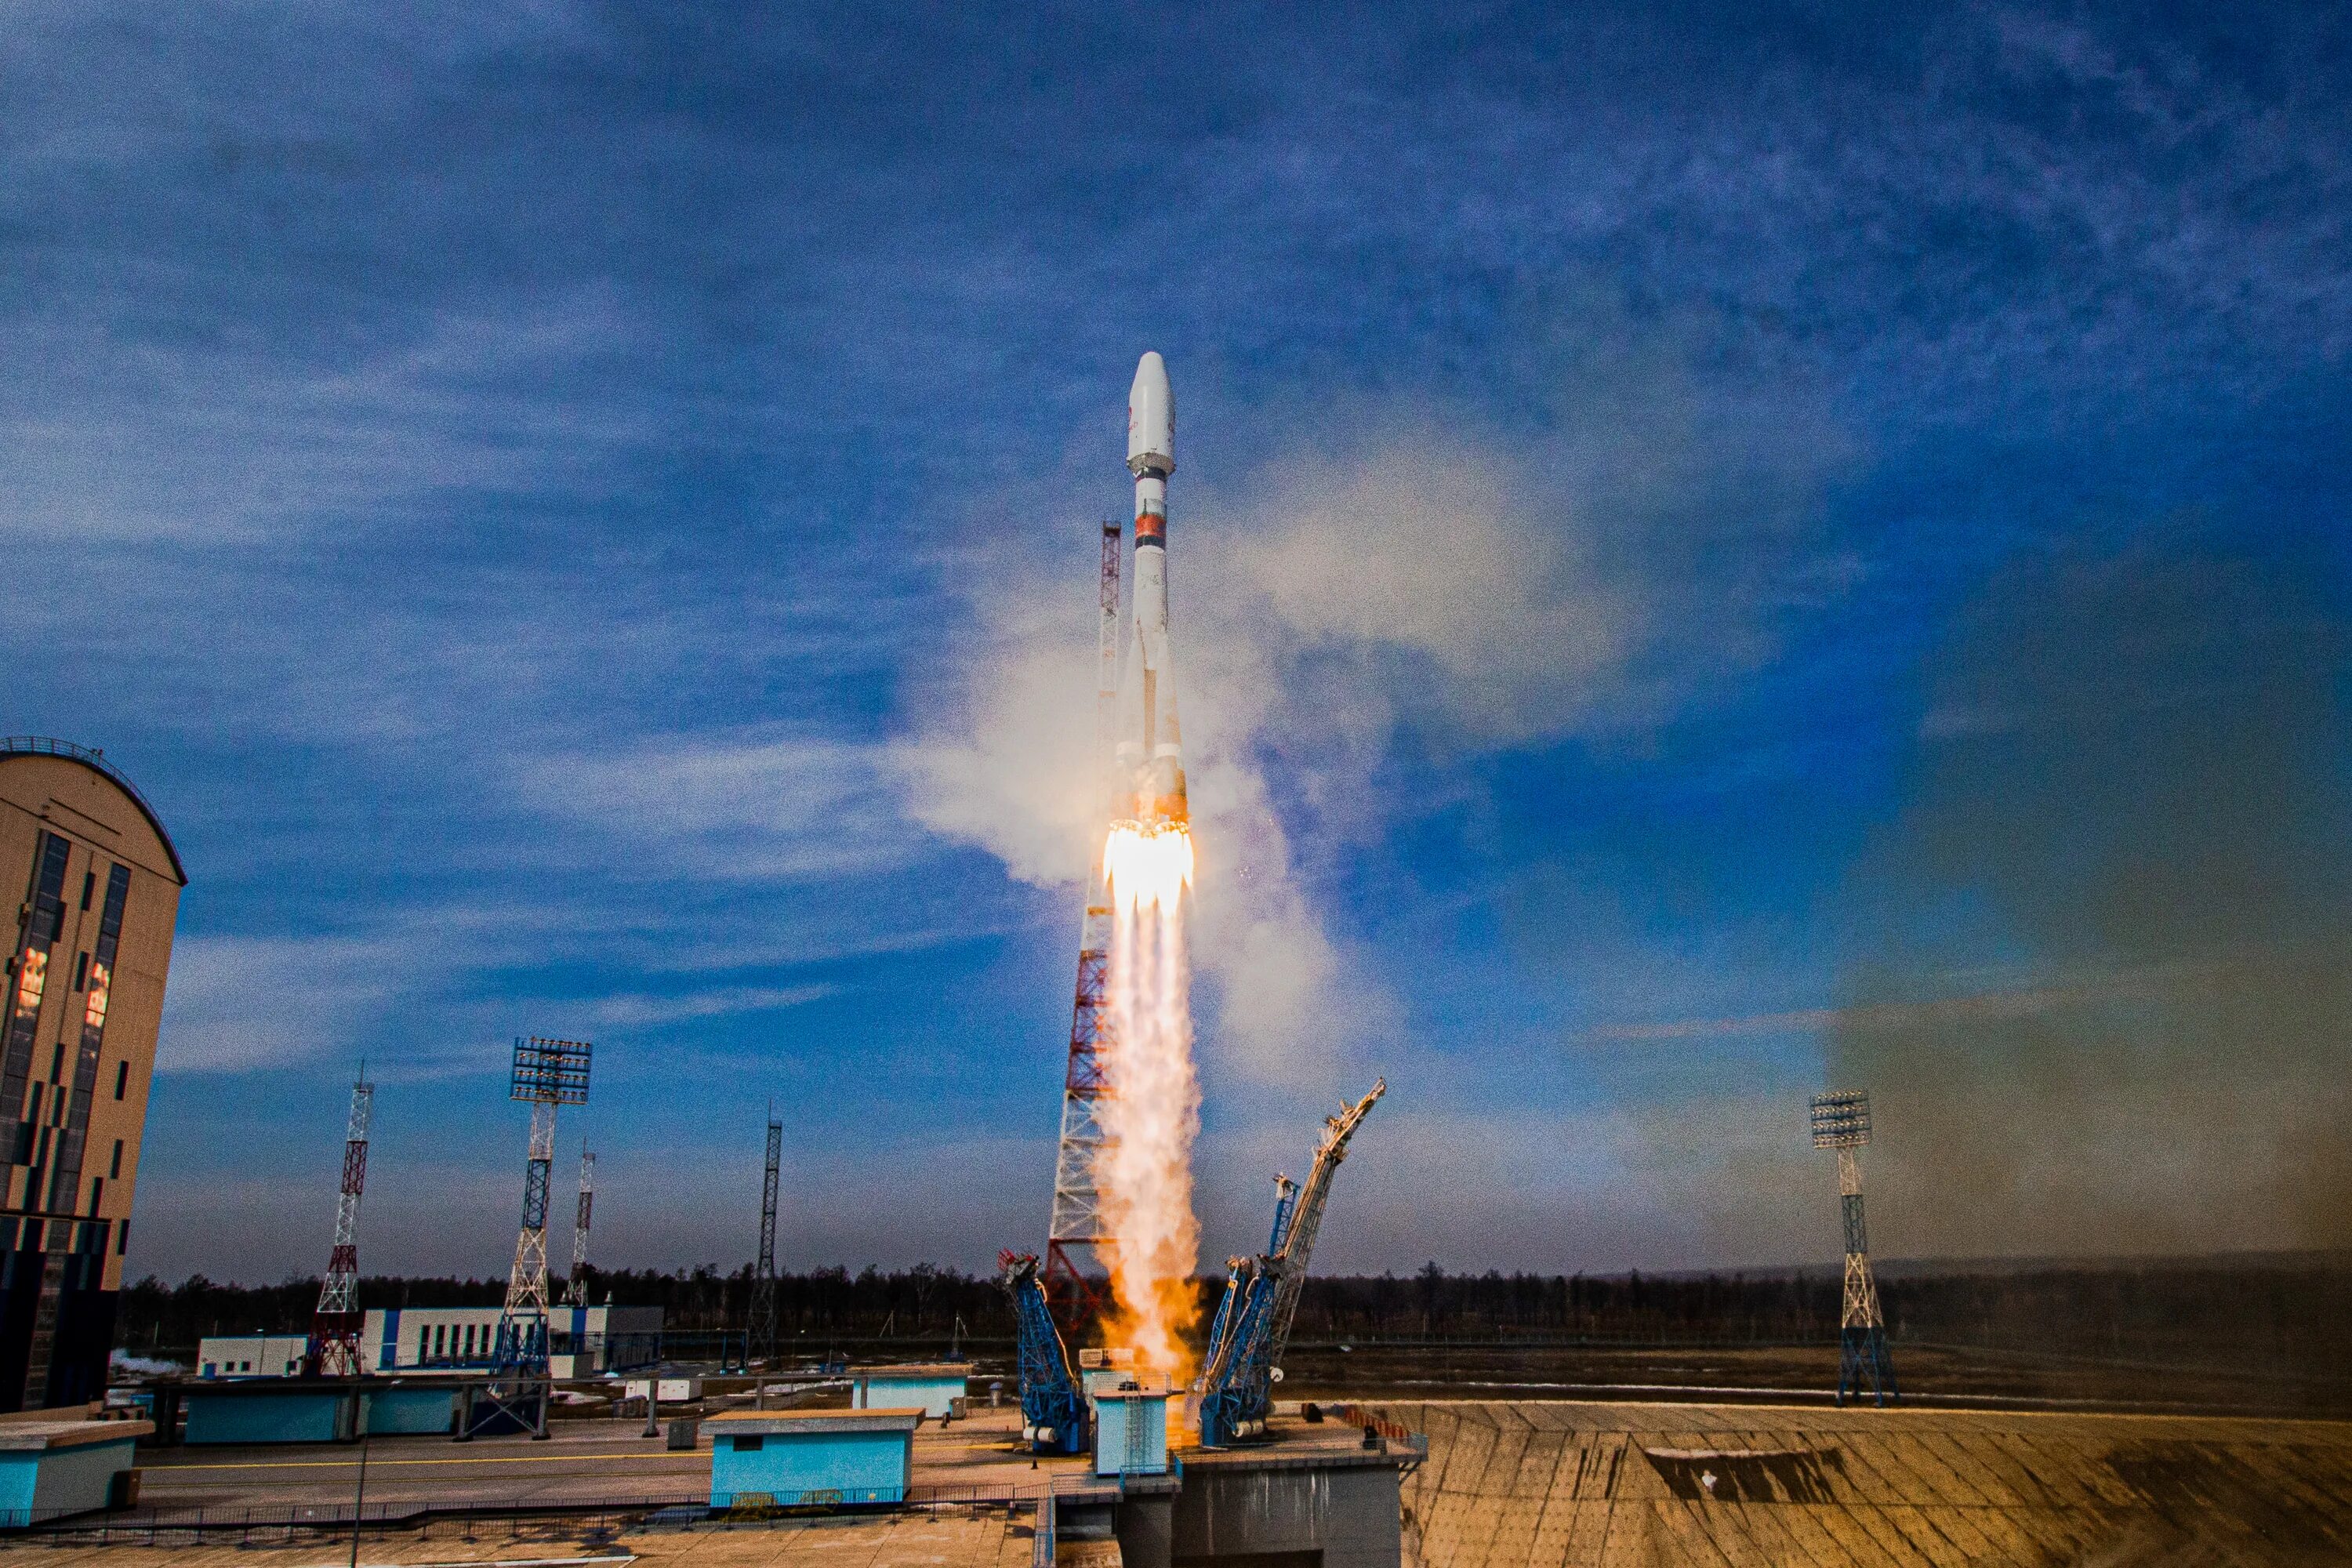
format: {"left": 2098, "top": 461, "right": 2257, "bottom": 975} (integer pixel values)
{"left": 120, "top": 1257, "right": 2352, "bottom": 1379}
{"left": 119, "top": 1265, "right": 1017, "bottom": 1352}
{"left": 1292, "top": 1259, "right": 2352, "bottom": 1371}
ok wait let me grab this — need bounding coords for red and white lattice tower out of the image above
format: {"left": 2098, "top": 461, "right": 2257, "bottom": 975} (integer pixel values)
{"left": 1042, "top": 519, "right": 1122, "bottom": 1328}
{"left": 310, "top": 1069, "right": 374, "bottom": 1377}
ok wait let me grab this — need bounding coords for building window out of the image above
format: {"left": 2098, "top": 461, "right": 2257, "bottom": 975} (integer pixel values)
{"left": 110, "top": 1140, "right": 122, "bottom": 1178}
{"left": 80, "top": 872, "right": 95, "bottom": 912}
{"left": 72, "top": 953, "right": 88, "bottom": 991}
{"left": 114, "top": 1062, "right": 128, "bottom": 1099}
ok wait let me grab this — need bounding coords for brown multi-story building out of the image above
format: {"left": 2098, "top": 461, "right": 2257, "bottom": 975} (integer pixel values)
{"left": 0, "top": 738, "right": 183, "bottom": 1410}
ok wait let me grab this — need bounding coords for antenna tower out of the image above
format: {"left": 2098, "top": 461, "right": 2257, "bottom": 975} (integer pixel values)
{"left": 564, "top": 1145, "right": 594, "bottom": 1307}
{"left": 749, "top": 1109, "right": 782, "bottom": 1363}
{"left": 1043, "top": 518, "right": 1121, "bottom": 1328}
{"left": 1810, "top": 1089, "right": 1897, "bottom": 1406}
{"left": 470, "top": 1036, "right": 589, "bottom": 1439}
{"left": 308, "top": 1068, "right": 374, "bottom": 1377}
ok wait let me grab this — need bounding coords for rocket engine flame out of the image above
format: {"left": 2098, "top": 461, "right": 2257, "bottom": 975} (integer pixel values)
{"left": 1095, "top": 819, "right": 1201, "bottom": 1378}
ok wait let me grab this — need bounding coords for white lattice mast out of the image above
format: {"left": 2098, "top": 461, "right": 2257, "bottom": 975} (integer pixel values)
{"left": 309, "top": 1068, "right": 374, "bottom": 1377}
{"left": 1810, "top": 1088, "right": 1897, "bottom": 1406}
{"left": 495, "top": 1038, "right": 590, "bottom": 1368}
{"left": 1043, "top": 517, "right": 1122, "bottom": 1326}
{"left": 564, "top": 1145, "right": 594, "bottom": 1307}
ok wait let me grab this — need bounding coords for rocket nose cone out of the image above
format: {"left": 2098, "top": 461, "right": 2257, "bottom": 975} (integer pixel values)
{"left": 1127, "top": 351, "right": 1174, "bottom": 477}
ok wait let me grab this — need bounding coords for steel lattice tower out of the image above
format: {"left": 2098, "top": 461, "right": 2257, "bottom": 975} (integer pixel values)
{"left": 308, "top": 1069, "right": 373, "bottom": 1377}
{"left": 1811, "top": 1089, "right": 1897, "bottom": 1406}
{"left": 1043, "top": 519, "right": 1122, "bottom": 1328}
{"left": 471, "top": 1037, "right": 589, "bottom": 1439}
{"left": 749, "top": 1111, "right": 782, "bottom": 1363}
{"left": 564, "top": 1145, "right": 594, "bottom": 1307}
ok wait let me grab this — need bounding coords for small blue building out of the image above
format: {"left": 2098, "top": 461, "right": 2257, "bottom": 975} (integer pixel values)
{"left": 176, "top": 1377, "right": 462, "bottom": 1444}
{"left": 183, "top": 1384, "right": 362, "bottom": 1445}
{"left": 850, "top": 1363, "right": 967, "bottom": 1420}
{"left": 705, "top": 1408, "right": 920, "bottom": 1508}
{"left": 1091, "top": 1389, "right": 1171, "bottom": 1478}
{"left": 0, "top": 1417, "right": 149, "bottom": 1525}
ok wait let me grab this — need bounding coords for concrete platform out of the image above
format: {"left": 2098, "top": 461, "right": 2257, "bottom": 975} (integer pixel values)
{"left": 1370, "top": 1398, "right": 2352, "bottom": 1567}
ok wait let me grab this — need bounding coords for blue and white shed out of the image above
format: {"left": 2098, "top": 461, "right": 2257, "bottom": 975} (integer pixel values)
{"left": 706, "top": 1408, "right": 920, "bottom": 1508}
{"left": 0, "top": 1416, "right": 149, "bottom": 1525}
{"left": 850, "top": 1363, "right": 967, "bottom": 1420}
{"left": 1091, "top": 1389, "right": 1171, "bottom": 1478}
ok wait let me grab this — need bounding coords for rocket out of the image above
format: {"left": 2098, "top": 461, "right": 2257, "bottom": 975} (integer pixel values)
{"left": 1116, "top": 351, "right": 1189, "bottom": 828}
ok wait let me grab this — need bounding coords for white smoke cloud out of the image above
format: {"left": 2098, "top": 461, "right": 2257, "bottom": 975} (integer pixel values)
{"left": 896, "top": 330, "right": 1844, "bottom": 1099}
{"left": 894, "top": 426, "right": 1645, "bottom": 1088}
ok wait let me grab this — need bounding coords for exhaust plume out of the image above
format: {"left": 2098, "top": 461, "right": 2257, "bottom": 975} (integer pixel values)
{"left": 1095, "top": 821, "right": 1202, "bottom": 1378}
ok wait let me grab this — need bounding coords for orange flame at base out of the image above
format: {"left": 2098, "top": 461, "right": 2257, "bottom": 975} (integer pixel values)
{"left": 1094, "top": 821, "right": 1201, "bottom": 1383}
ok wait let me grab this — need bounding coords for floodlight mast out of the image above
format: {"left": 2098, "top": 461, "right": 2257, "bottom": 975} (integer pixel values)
{"left": 468, "top": 1036, "right": 590, "bottom": 1440}
{"left": 1809, "top": 1089, "right": 1897, "bottom": 1406}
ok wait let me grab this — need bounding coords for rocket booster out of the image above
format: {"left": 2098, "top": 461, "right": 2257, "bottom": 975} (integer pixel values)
{"left": 1117, "top": 351, "right": 1189, "bottom": 828}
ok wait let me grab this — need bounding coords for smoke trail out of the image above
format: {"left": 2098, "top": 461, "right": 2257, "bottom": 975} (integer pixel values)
{"left": 1096, "top": 822, "right": 1203, "bottom": 1378}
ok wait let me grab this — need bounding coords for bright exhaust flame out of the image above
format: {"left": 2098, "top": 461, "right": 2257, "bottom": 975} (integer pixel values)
{"left": 1096, "top": 819, "right": 1201, "bottom": 1380}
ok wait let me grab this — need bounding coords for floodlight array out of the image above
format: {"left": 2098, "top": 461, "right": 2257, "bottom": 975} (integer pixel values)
{"left": 510, "top": 1036, "right": 593, "bottom": 1105}
{"left": 1809, "top": 1088, "right": 1871, "bottom": 1148}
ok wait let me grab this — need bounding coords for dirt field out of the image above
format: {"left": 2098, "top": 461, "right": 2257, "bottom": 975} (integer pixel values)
{"left": 1366, "top": 1399, "right": 2352, "bottom": 1568}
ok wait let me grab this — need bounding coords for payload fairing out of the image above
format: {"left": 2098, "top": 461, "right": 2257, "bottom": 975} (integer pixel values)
{"left": 1116, "top": 351, "right": 1189, "bottom": 829}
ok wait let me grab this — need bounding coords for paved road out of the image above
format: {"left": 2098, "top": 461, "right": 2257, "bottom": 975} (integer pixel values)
{"left": 134, "top": 1410, "right": 1084, "bottom": 1513}
{"left": 140, "top": 1428, "right": 715, "bottom": 1511}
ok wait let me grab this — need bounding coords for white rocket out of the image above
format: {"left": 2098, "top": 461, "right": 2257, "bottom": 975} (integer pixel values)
{"left": 1116, "top": 351, "right": 1189, "bottom": 828}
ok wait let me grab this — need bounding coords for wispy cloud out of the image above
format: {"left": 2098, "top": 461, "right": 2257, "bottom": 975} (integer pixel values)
{"left": 158, "top": 934, "right": 412, "bottom": 1074}
{"left": 515, "top": 731, "right": 915, "bottom": 883}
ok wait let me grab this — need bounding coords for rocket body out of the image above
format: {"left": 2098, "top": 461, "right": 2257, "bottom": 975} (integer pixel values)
{"left": 1119, "top": 352, "right": 1189, "bottom": 828}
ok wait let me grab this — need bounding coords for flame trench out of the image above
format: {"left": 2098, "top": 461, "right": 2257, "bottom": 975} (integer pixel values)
{"left": 1095, "top": 821, "right": 1202, "bottom": 1379}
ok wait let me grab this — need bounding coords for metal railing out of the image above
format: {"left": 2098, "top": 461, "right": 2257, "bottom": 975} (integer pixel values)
{"left": 0, "top": 738, "right": 174, "bottom": 849}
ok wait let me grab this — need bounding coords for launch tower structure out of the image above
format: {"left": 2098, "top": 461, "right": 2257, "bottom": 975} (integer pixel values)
{"left": 470, "top": 1036, "right": 589, "bottom": 1439}
{"left": 1042, "top": 517, "right": 1123, "bottom": 1327}
{"left": 749, "top": 1109, "right": 782, "bottom": 1363}
{"left": 1810, "top": 1088, "right": 1897, "bottom": 1406}
{"left": 307, "top": 1069, "right": 373, "bottom": 1377}
{"left": 564, "top": 1144, "right": 594, "bottom": 1308}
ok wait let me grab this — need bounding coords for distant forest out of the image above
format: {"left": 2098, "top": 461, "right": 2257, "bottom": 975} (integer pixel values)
{"left": 121, "top": 1256, "right": 2349, "bottom": 1381}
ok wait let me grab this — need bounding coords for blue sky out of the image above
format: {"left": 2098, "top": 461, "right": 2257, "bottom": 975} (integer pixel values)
{"left": 5, "top": 2, "right": 2347, "bottom": 1283}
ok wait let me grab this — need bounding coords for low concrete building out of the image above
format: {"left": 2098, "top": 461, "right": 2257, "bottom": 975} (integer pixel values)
{"left": 194, "top": 1334, "right": 308, "bottom": 1379}
{"left": 0, "top": 1411, "right": 148, "bottom": 1523}
{"left": 360, "top": 1305, "right": 661, "bottom": 1378}
{"left": 706, "top": 1408, "right": 921, "bottom": 1508}
{"left": 850, "top": 1363, "right": 967, "bottom": 1420}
